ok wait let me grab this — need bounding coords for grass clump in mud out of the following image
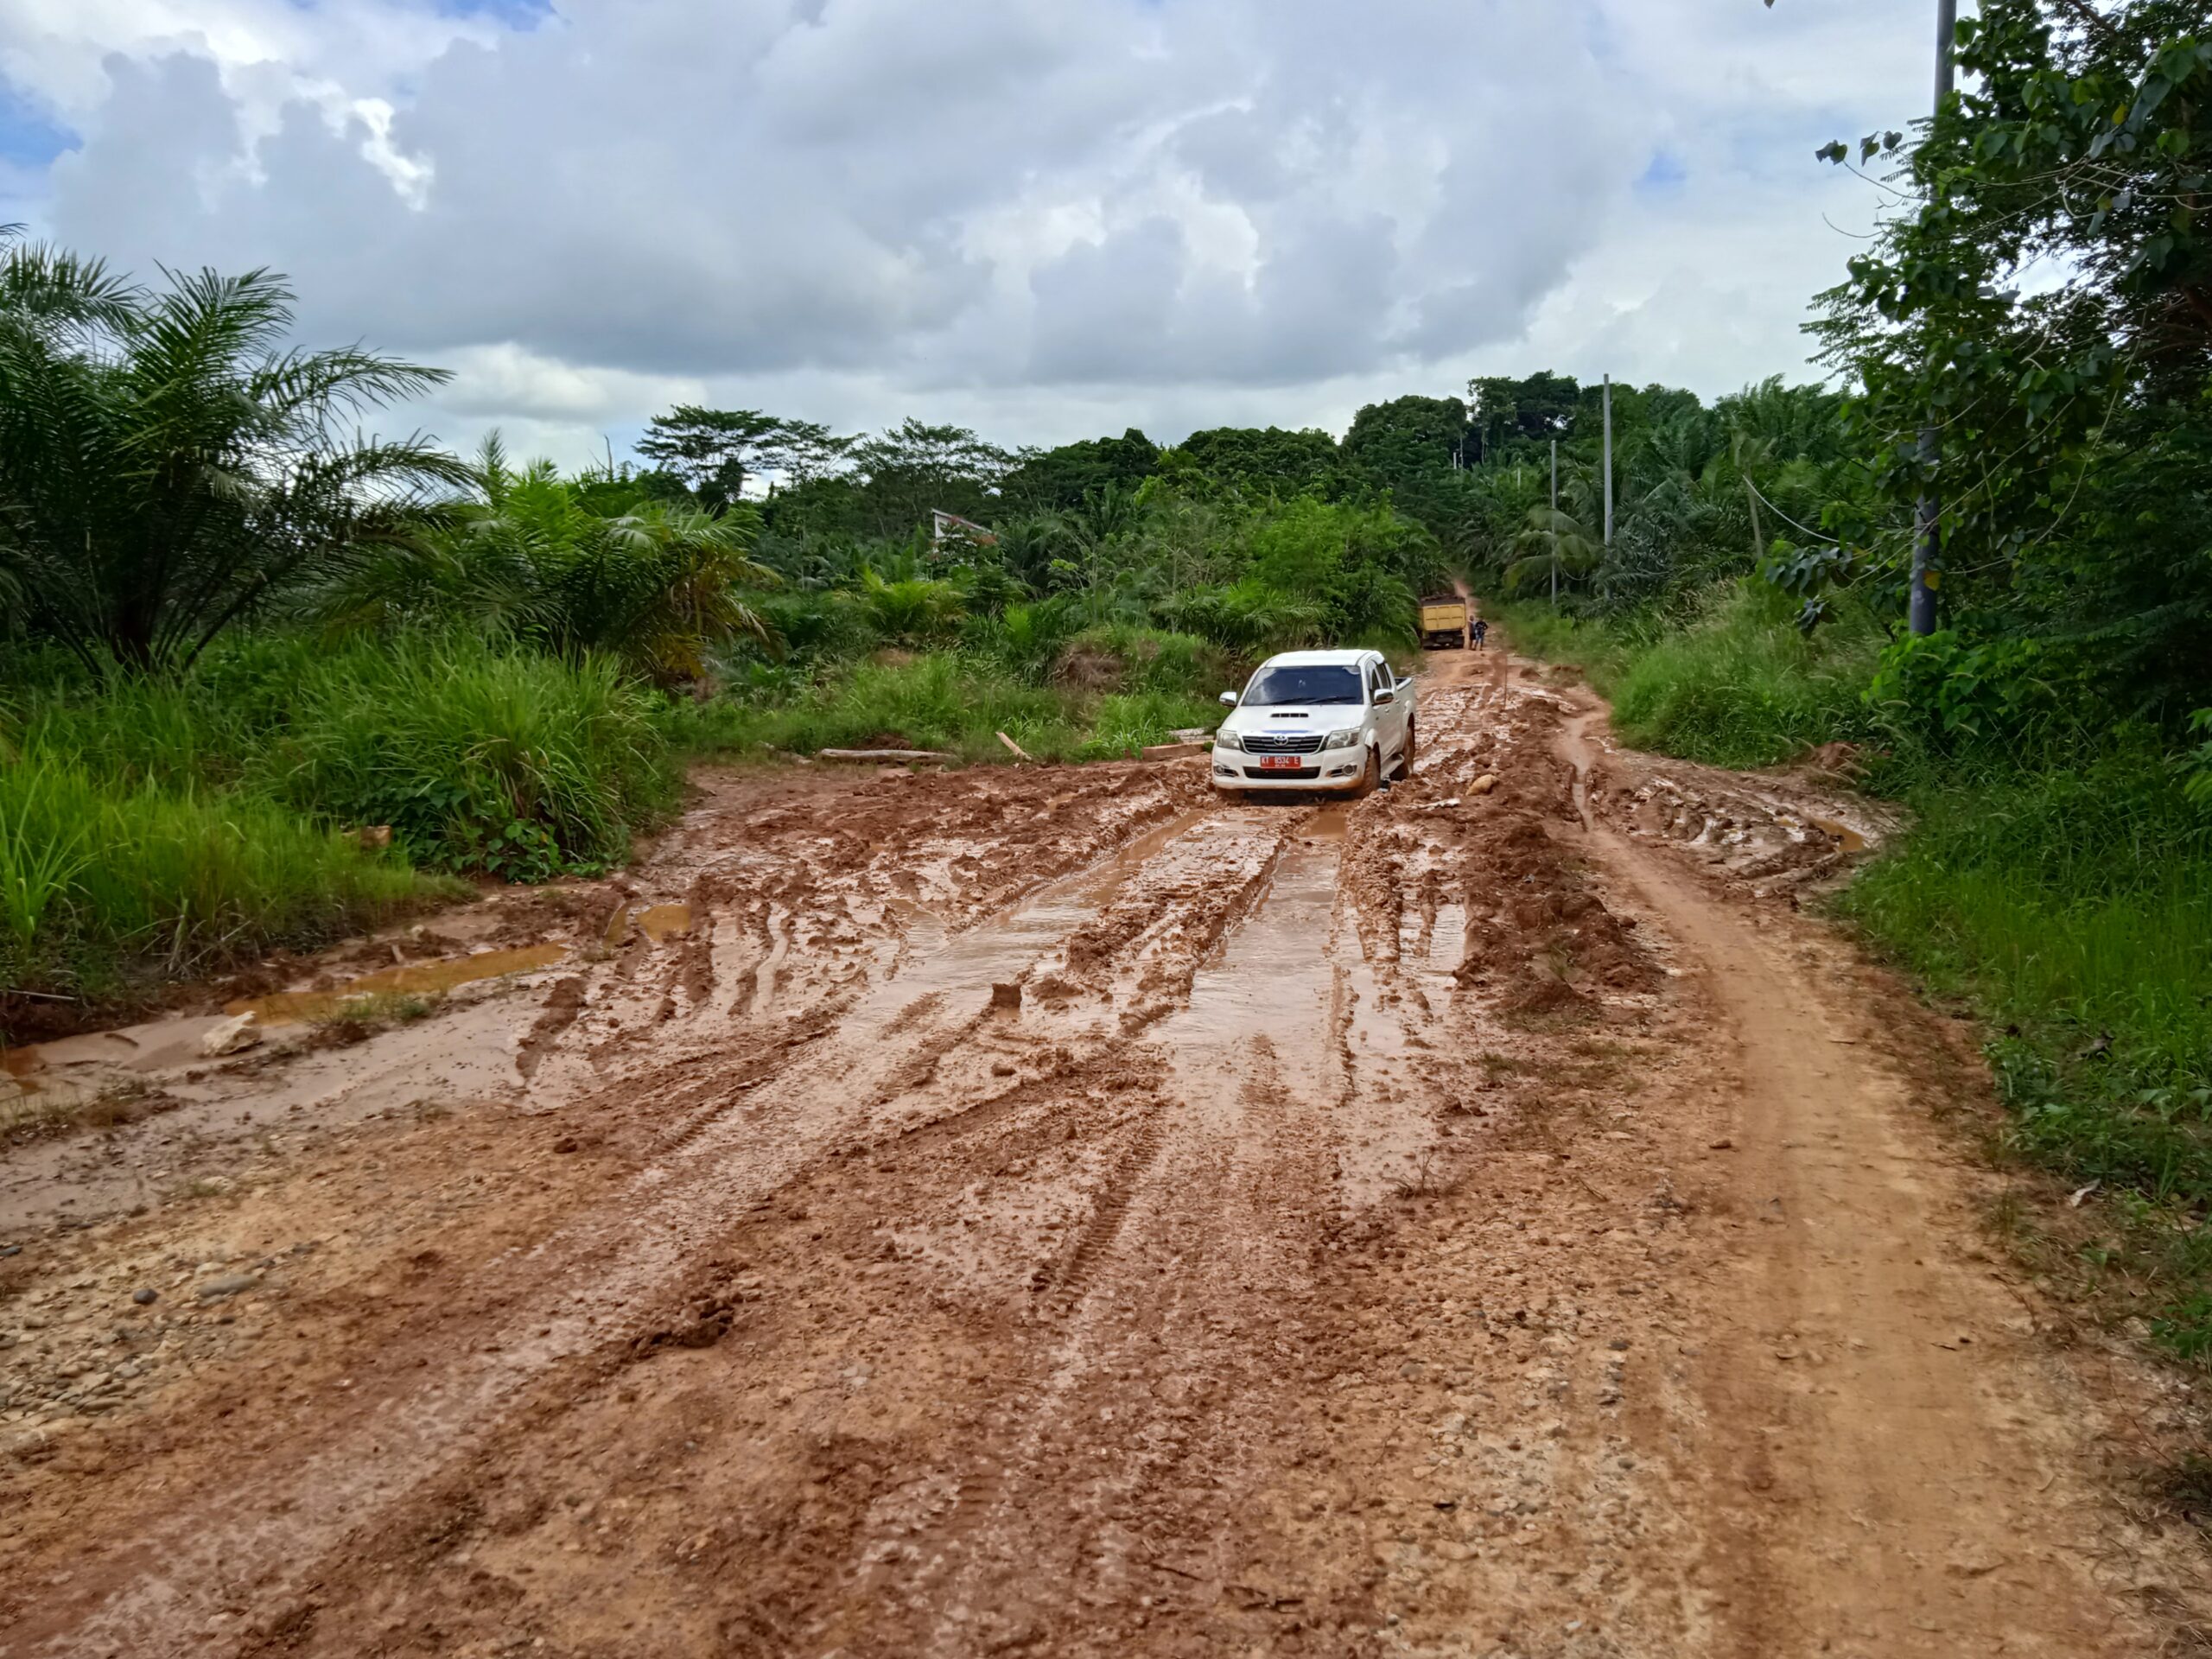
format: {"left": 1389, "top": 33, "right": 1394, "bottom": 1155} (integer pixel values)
{"left": 0, "top": 632, "right": 676, "bottom": 1014}
{"left": 1, "top": 1077, "right": 179, "bottom": 1144}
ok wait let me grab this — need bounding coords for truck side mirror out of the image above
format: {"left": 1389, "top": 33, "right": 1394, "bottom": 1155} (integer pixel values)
{"left": 1373, "top": 690, "right": 1396, "bottom": 706}
{"left": 1219, "top": 690, "right": 1238, "bottom": 707}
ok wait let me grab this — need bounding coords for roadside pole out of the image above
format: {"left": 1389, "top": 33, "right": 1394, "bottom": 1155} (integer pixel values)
{"left": 1602, "top": 374, "right": 1614, "bottom": 550}
{"left": 1551, "top": 439, "right": 1560, "bottom": 608}
{"left": 1910, "top": 0, "right": 1959, "bottom": 637}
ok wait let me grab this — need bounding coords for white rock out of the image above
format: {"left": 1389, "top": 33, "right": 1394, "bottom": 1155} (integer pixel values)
{"left": 197, "top": 1014, "right": 262, "bottom": 1058}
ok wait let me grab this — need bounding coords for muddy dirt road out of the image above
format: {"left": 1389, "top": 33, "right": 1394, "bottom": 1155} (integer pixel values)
{"left": 2, "top": 647, "right": 2203, "bottom": 1657}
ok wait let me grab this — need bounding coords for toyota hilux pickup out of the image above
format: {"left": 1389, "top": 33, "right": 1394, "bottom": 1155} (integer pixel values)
{"left": 1210, "top": 649, "right": 1414, "bottom": 796}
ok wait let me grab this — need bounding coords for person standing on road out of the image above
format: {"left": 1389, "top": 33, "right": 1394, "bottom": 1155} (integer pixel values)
{"left": 1471, "top": 618, "right": 1488, "bottom": 651}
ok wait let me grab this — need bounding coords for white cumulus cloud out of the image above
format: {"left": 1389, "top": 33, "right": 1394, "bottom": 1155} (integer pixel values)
{"left": 0, "top": 0, "right": 1942, "bottom": 462}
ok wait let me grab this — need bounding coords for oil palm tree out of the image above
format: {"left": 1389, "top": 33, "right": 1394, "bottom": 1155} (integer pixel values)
{"left": 0, "top": 230, "right": 467, "bottom": 674}
{"left": 1504, "top": 505, "right": 1604, "bottom": 601}
{"left": 315, "top": 435, "right": 779, "bottom": 685}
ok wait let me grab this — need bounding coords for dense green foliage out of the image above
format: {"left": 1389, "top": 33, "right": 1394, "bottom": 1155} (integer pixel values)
{"left": 312, "top": 438, "right": 778, "bottom": 688}
{"left": 0, "top": 232, "right": 465, "bottom": 674}
{"left": 1, "top": 632, "right": 678, "bottom": 995}
{"left": 1799, "top": 0, "right": 2212, "bottom": 732}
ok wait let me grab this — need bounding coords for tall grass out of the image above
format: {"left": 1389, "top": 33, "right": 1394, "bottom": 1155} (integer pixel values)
{"left": 690, "top": 653, "right": 1085, "bottom": 761}
{"left": 1489, "top": 583, "right": 1881, "bottom": 767}
{"left": 1836, "top": 751, "right": 2212, "bottom": 1193}
{"left": 677, "top": 649, "right": 1225, "bottom": 765}
{"left": 1078, "top": 690, "right": 1225, "bottom": 760}
{"left": 0, "top": 746, "right": 434, "bottom": 996}
{"left": 2, "top": 632, "right": 677, "bottom": 1004}
{"left": 276, "top": 638, "right": 677, "bottom": 880}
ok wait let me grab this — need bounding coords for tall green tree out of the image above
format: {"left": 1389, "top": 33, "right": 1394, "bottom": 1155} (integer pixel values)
{"left": 1810, "top": 0, "right": 2212, "bottom": 724}
{"left": 1001, "top": 429, "right": 1160, "bottom": 515}
{"left": 0, "top": 233, "right": 464, "bottom": 675}
{"left": 637, "top": 406, "right": 851, "bottom": 512}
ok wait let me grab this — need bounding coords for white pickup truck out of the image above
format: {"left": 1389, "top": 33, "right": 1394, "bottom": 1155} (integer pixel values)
{"left": 1209, "top": 649, "right": 1415, "bottom": 796}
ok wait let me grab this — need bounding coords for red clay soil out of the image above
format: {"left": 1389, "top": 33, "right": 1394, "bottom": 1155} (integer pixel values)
{"left": 0, "top": 646, "right": 2205, "bottom": 1658}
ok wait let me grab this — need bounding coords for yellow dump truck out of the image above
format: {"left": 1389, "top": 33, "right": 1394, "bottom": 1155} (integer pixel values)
{"left": 1418, "top": 594, "right": 1469, "bottom": 650}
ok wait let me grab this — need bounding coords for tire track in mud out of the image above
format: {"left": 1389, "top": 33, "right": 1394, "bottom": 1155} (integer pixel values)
{"left": 894, "top": 804, "right": 1370, "bottom": 1656}
{"left": 19, "top": 651, "right": 2180, "bottom": 1659}
{"left": 4, "top": 791, "right": 1275, "bottom": 1658}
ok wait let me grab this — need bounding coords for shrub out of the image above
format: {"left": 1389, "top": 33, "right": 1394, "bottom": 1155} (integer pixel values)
{"left": 276, "top": 637, "right": 677, "bottom": 880}
{"left": 1078, "top": 690, "right": 1224, "bottom": 760}
{"left": 1055, "top": 624, "right": 1231, "bottom": 698}
{"left": 696, "top": 653, "right": 1083, "bottom": 762}
{"left": 1492, "top": 584, "right": 1879, "bottom": 768}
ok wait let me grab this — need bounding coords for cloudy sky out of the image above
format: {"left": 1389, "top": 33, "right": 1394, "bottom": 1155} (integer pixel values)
{"left": 0, "top": 0, "right": 1937, "bottom": 465}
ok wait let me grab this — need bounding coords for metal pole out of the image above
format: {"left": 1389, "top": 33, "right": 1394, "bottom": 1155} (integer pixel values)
{"left": 1602, "top": 375, "right": 1614, "bottom": 549}
{"left": 1911, "top": 0, "right": 1959, "bottom": 637}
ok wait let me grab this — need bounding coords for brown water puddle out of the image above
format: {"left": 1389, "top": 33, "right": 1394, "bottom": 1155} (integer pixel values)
{"left": 604, "top": 903, "right": 693, "bottom": 946}
{"left": 1808, "top": 816, "right": 1869, "bottom": 855}
{"left": 637, "top": 904, "right": 692, "bottom": 943}
{"left": 226, "top": 944, "right": 569, "bottom": 1026}
{"left": 2, "top": 1045, "right": 42, "bottom": 1096}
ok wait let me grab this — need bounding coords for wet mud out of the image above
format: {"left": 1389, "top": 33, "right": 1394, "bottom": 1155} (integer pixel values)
{"left": 0, "top": 651, "right": 2204, "bottom": 1657}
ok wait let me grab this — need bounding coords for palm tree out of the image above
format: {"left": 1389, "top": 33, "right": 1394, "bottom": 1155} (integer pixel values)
{"left": 315, "top": 435, "right": 779, "bottom": 685}
{"left": 0, "top": 231, "right": 467, "bottom": 674}
{"left": 1504, "top": 505, "right": 1604, "bottom": 601}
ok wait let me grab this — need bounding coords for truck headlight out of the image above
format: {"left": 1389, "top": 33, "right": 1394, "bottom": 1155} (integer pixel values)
{"left": 1321, "top": 728, "right": 1362, "bottom": 751}
{"left": 1216, "top": 730, "right": 1244, "bottom": 752}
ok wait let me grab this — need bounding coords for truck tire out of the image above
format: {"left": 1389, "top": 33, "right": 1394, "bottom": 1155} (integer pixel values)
{"left": 1396, "top": 722, "right": 1416, "bottom": 779}
{"left": 1351, "top": 747, "right": 1381, "bottom": 799}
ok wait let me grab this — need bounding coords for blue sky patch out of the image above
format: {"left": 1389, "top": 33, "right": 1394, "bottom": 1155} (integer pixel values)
{"left": 431, "top": 0, "right": 557, "bottom": 23}
{"left": 1636, "top": 149, "right": 1688, "bottom": 194}
{"left": 0, "top": 80, "right": 77, "bottom": 169}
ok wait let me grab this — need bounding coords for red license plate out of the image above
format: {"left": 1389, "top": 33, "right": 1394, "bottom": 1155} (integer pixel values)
{"left": 1258, "top": 755, "right": 1306, "bottom": 772}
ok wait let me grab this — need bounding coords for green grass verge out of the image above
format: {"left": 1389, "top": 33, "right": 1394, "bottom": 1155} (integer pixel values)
{"left": 673, "top": 652, "right": 1222, "bottom": 765}
{"left": 1832, "top": 749, "right": 2212, "bottom": 1358}
{"left": 0, "top": 745, "right": 444, "bottom": 1001}
{"left": 2, "top": 632, "right": 679, "bottom": 1007}
{"left": 1486, "top": 584, "right": 1881, "bottom": 767}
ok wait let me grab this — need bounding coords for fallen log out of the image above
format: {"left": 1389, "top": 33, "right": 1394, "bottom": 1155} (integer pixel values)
{"left": 816, "top": 748, "right": 957, "bottom": 765}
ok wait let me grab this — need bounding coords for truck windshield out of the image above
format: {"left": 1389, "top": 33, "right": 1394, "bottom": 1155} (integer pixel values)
{"left": 1242, "top": 664, "right": 1364, "bottom": 707}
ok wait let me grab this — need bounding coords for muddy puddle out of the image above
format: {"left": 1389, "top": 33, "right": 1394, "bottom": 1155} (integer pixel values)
{"left": 1159, "top": 807, "right": 1346, "bottom": 1124}
{"left": 868, "top": 810, "right": 1217, "bottom": 1016}
{"left": 226, "top": 944, "right": 570, "bottom": 1026}
{"left": 606, "top": 903, "right": 693, "bottom": 946}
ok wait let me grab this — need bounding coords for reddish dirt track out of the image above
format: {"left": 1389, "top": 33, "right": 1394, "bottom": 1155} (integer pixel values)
{"left": 1, "top": 644, "right": 2206, "bottom": 1657}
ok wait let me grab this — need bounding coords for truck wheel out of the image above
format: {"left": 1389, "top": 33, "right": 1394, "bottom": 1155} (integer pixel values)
{"left": 1397, "top": 722, "right": 1416, "bottom": 779}
{"left": 1351, "top": 747, "right": 1381, "bottom": 799}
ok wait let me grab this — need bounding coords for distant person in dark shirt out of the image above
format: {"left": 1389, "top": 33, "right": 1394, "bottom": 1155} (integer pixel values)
{"left": 1471, "top": 618, "right": 1488, "bottom": 651}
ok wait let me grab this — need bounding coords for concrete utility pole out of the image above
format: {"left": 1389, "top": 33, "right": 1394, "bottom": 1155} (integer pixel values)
{"left": 1550, "top": 439, "right": 1560, "bottom": 608}
{"left": 1602, "top": 375, "right": 1615, "bottom": 550}
{"left": 1910, "top": 0, "right": 1960, "bottom": 637}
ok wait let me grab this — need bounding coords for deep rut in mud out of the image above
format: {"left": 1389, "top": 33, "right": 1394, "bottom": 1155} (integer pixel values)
{"left": 2, "top": 649, "right": 2207, "bottom": 1657}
